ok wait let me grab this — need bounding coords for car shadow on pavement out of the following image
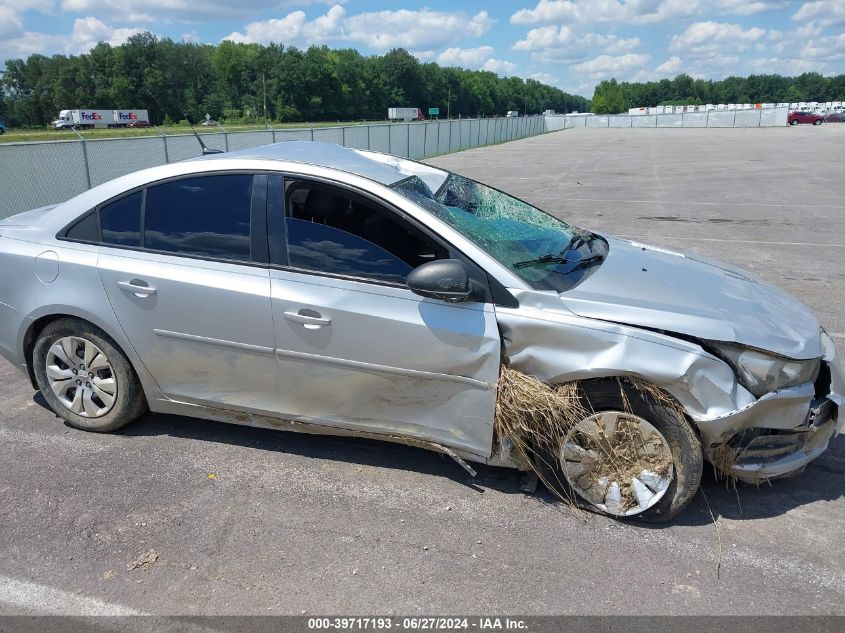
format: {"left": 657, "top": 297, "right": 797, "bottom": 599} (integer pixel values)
{"left": 117, "top": 408, "right": 528, "bottom": 497}
{"left": 32, "top": 391, "right": 845, "bottom": 525}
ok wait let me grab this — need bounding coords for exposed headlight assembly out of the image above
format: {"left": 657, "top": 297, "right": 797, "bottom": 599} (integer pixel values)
{"left": 712, "top": 342, "right": 821, "bottom": 398}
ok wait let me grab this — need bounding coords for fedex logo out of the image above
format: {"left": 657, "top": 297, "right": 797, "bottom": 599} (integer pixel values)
{"left": 118, "top": 112, "right": 139, "bottom": 120}
{"left": 80, "top": 111, "right": 102, "bottom": 121}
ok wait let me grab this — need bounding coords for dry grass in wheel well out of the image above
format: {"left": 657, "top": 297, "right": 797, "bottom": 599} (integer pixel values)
{"left": 494, "top": 365, "right": 687, "bottom": 511}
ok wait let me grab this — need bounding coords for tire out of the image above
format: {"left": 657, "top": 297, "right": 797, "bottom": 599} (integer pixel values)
{"left": 33, "top": 317, "right": 147, "bottom": 432}
{"left": 537, "top": 379, "right": 703, "bottom": 523}
{"left": 789, "top": 119, "right": 799, "bottom": 125}
{"left": 814, "top": 119, "right": 823, "bottom": 125}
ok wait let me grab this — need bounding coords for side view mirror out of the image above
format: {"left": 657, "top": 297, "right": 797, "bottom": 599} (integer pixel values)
{"left": 407, "top": 259, "right": 473, "bottom": 303}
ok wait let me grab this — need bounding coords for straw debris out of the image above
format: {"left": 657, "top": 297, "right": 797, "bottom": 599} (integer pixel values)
{"left": 708, "top": 442, "right": 741, "bottom": 490}
{"left": 494, "top": 365, "right": 587, "bottom": 503}
{"left": 494, "top": 365, "right": 679, "bottom": 513}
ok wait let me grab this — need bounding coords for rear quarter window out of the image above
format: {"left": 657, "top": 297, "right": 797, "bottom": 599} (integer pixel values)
{"left": 64, "top": 212, "right": 98, "bottom": 242}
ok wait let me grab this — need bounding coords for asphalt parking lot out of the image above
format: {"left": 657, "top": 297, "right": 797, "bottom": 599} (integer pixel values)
{"left": 1, "top": 126, "right": 844, "bottom": 617}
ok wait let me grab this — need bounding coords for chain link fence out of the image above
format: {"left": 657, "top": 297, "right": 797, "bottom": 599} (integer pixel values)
{"left": 545, "top": 107, "right": 790, "bottom": 131}
{"left": 0, "top": 116, "right": 545, "bottom": 219}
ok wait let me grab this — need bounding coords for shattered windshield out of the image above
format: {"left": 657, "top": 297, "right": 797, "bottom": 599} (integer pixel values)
{"left": 391, "top": 174, "right": 606, "bottom": 292}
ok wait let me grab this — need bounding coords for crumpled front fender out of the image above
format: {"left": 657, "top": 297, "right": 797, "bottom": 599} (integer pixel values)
{"left": 495, "top": 290, "right": 843, "bottom": 479}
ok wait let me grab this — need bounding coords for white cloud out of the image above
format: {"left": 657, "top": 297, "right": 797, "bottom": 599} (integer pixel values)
{"left": 669, "top": 21, "right": 766, "bottom": 56}
{"left": 0, "top": 16, "right": 144, "bottom": 61}
{"left": 482, "top": 58, "right": 518, "bottom": 74}
{"left": 510, "top": 0, "right": 786, "bottom": 25}
{"left": 58, "top": 0, "right": 342, "bottom": 23}
{"left": 0, "top": 5, "right": 24, "bottom": 40}
{"left": 528, "top": 71, "right": 559, "bottom": 85}
{"left": 0, "top": 0, "right": 54, "bottom": 42}
{"left": 655, "top": 56, "right": 682, "bottom": 73}
{"left": 571, "top": 52, "right": 650, "bottom": 77}
{"left": 225, "top": 11, "right": 308, "bottom": 44}
{"left": 602, "top": 35, "right": 641, "bottom": 53}
{"left": 435, "top": 47, "right": 517, "bottom": 75}
{"left": 800, "top": 31, "right": 845, "bottom": 61}
{"left": 513, "top": 25, "right": 641, "bottom": 63}
{"left": 513, "top": 25, "right": 574, "bottom": 51}
{"left": 68, "top": 16, "right": 144, "bottom": 51}
{"left": 747, "top": 56, "right": 835, "bottom": 74}
{"left": 225, "top": 6, "right": 495, "bottom": 52}
{"left": 792, "top": 1, "right": 845, "bottom": 27}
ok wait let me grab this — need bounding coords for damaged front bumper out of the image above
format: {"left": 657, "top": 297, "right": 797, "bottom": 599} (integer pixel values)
{"left": 703, "top": 389, "right": 839, "bottom": 482}
{"left": 698, "top": 355, "right": 844, "bottom": 483}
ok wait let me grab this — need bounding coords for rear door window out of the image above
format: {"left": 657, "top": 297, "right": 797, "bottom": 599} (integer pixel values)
{"left": 143, "top": 175, "right": 253, "bottom": 261}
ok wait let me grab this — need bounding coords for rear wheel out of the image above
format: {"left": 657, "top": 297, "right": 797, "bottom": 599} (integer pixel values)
{"left": 790, "top": 119, "right": 799, "bottom": 125}
{"left": 539, "top": 379, "right": 703, "bottom": 522}
{"left": 814, "top": 119, "right": 823, "bottom": 125}
{"left": 33, "top": 318, "right": 146, "bottom": 432}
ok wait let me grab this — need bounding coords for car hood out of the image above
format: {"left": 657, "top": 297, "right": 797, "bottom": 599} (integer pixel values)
{"left": 558, "top": 236, "right": 823, "bottom": 359}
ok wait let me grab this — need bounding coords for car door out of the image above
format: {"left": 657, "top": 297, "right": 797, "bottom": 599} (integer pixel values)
{"left": 267, "top": 175, "right": 501, "bottom": 457}
{"left": 96, "top": 173, "right": 281, "bottom": 415}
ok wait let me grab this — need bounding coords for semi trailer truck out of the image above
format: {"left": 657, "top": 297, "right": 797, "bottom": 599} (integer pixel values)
{"left": 52, "top": 109, "right": 150, "bottom": 129}
{"left": 387, "top": 107, "right": 424, "bottom": 121}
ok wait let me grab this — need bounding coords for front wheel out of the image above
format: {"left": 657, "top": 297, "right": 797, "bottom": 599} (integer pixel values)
{"left": 33, "top": 318, "right": 147, "bottom": 432}
{"left": 540, "top": 379, "right": 703, "bottom": 522}
{"left": 814, "top": 119, "right": 823, "bottom": 125}
{"left": 790, "top": 119, "right": 799, "bottom": 125}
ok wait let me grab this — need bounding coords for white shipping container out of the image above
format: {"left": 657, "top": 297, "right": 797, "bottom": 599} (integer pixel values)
{"left": 70, "top": 109, "right": 115, "bottom": 128}
{"left": 113, "top": 109, "right": 150, "bottom": 126}
{"left": 387, "top": 107, "right": 421, "bottom": 121}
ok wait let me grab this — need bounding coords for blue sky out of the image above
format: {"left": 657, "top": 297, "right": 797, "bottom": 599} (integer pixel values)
{"left": 1, "top": 0, "right": 843, "bottom": 96}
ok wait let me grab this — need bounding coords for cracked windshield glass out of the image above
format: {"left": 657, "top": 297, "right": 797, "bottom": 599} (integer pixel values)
{"left": 392, "top": 173, "right": 606, "bottom": 291}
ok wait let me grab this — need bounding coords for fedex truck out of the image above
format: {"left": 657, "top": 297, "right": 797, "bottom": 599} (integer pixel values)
{"left": 52, "top": 109, "right": 150, "bottom": 129}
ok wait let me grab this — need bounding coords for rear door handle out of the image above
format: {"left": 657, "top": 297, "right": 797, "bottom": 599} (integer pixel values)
{"left": 117, "top": 280, "right": 157, "bottom": 297}
{"left": 284, "top": 310, "right": 331, "bottom": 328}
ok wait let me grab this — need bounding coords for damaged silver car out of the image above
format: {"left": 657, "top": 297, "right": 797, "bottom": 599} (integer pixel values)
{"left": 0, "top": 141, "right": 841, "bottom": 521}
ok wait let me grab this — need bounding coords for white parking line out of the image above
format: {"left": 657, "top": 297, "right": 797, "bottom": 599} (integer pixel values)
{"left": 0, "top": 575, "right": 147, "bottom": 616}
{"left": 620, "top": 235, "right": 845, "bottom": 248}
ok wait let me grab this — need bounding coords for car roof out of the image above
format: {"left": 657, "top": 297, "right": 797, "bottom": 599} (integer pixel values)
{"left": 196, "top": 141, "right": 408, "bottom": 186}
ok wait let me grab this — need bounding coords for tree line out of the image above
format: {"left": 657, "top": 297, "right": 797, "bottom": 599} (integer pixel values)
{"left": 0, "top": 33, "right": 591, "bottom": 128}
{"left": 591, "top": 73, "right": 845, "bottom": 113}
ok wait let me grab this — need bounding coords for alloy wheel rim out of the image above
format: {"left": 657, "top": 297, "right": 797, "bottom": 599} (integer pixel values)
{"left": 559, "top": 411, "right": 674, "bottom": 517}
{"left": 45, "top": 336, "right": 117, "bottom": 418}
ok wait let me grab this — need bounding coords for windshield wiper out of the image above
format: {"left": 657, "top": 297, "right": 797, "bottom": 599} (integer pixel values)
{"left": 513, "top": 252, "right": 605, "bottom": 270}
{"left": 513, "top": 232, "right": 601, "bottom": 269}
{"left": 513, "top": 254, "right": 571, "bottom": 269}
{"left": 560, "top": 231, "right": 601, "bottom": 255}
{"left": 568, "top": 254, "right": 605, "bottom": 271}
{"left": 559, "top": 234, "right": 587, "bottom": 254}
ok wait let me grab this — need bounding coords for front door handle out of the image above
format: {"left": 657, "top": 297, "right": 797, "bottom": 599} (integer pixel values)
{"left": 284, "top": 310, "right": 331, "bottom": 328}
{"left": 117, "top": 280, "right": 157, "bottom": 297}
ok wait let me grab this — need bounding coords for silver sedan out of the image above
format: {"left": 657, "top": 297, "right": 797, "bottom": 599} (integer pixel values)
{"left": 0, "top": 141, "right": 842, "bottom": 521}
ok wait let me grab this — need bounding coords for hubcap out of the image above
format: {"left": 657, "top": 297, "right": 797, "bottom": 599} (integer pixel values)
{"left": 559, "top": 411, "right": 674, "bottom": 517}
{"left": 45, "top": 337, "right": 117, "bottom": 418}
